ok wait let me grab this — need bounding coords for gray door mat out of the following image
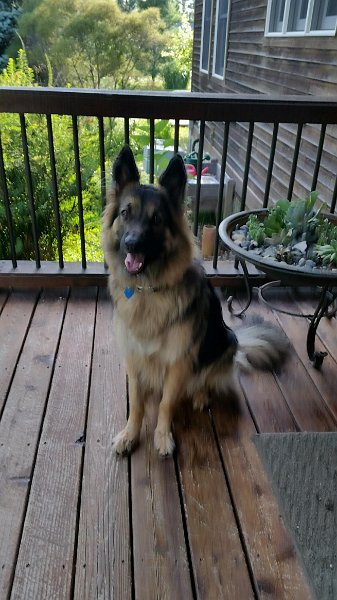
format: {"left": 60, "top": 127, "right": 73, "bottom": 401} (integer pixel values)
{"left": 254, "top": 432, "right": 337, "bottom": 600}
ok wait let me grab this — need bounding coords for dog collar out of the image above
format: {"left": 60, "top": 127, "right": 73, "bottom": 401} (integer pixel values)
{"left": 124, "top": 284, "right": 164, "bottom": 299}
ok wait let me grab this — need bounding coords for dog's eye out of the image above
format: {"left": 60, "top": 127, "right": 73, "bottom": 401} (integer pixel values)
{"left": 120, "top": 207, "right": 129, "bottom": 220}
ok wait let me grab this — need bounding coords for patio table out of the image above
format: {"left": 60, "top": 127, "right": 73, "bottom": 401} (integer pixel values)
{"left": 219, "top": 209, "right": 337, "bottom": 368}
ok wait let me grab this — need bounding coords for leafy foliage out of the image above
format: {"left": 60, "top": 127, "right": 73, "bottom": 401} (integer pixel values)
{"left": 137, "top": 0, "right": 180, "bottom": 28}
{"left": 18, "top": 0, "right": 169, "bottom": 88}
{"left": 0, "top": 52, "right": 126, "bottom": 261}
{"left": 162, "top": 18, "right": 192, "bottom": 90}
{"left": 246, "top": 193, "right": 328, "bottom": 247}
{"left": 0, "top": 0, "right": 21, "bottom": 70}
{"left": 247, "top": 214, "right": 265, "bottom": 245}
{"left": 162, "top": 61, "right": 189, "bottom": 90}
{"left": 316, "top": 240, "right": 337, "bottom": 266}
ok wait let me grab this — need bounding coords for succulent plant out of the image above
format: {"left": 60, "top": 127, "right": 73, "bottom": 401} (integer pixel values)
{"left": 235, "top": 193, "right": 337, "bottom": 269}
{"left": 316, "top": 241, "right": 337, "bottom": 267}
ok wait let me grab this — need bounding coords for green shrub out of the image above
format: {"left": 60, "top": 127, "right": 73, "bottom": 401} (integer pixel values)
{"left": 162, "top": 60, "right": 189, "bottom": 90}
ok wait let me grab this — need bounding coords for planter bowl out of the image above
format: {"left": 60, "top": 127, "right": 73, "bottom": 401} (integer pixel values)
{"left": 219, "top": 209, "right": 337, "bottom": 287}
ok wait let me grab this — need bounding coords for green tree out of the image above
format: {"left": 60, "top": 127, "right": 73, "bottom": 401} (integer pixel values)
{"left": 18, "top": 0, "right": 168, "bottom": 88}
{"left": 59, "top": 1, "right": 125, "bottom": 89}
{"left": 0, "top": 0, "right": 21, "bottom": 70}
{"left": 162, "top": 17, "right": 192, "bottom": 89}
{"left": 18, "top": 0, "right": 76, "bottom": 84}
{"left": 137, "top": 0, "right": 180, "bottom": 28}
{"left": 117, "top": 7, "right": 168, "bottom": 87}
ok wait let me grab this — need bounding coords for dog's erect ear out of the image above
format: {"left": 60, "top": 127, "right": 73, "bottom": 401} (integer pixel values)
{"left": 158, "top": 154, "right": 187, "bottom": 207}
{"left": 113, "top": 145, "right": 140, "bottom": 195}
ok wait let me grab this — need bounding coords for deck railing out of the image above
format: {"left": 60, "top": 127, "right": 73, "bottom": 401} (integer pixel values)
{"left": 1, "top": 86, "right": 337, "bottom": 287}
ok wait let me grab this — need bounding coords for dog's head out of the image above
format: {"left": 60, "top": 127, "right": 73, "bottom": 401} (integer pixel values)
{"left": 103, "top": 145, "right": 190, "bottom": 280}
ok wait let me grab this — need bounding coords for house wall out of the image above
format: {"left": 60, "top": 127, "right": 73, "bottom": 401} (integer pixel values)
{"left": 191, "top": 0, "right": 337, "bottom": 209}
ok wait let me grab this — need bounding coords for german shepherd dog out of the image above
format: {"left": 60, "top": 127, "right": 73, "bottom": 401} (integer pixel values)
{"left": 103, "top": 146, "right": 288, "bottom": 456}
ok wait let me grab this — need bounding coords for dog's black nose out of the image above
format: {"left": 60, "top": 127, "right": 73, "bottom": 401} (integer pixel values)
{"left": 125, "top": 232, "right": 142, "bottom": 253}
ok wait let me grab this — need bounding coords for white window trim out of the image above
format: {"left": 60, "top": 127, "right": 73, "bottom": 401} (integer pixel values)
{"left": 212, "top": 0, "right": 230, "bottom": 80}
{"left": 265, "top": 0, "right": 337, "bottom": 37}
{"left": 200, "top": 0, "right": 213, "bottom": 74}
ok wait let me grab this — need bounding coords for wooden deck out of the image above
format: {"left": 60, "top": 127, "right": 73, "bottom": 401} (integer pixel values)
{"left": 1, "top": 284, "right": 337, "bottom": 599}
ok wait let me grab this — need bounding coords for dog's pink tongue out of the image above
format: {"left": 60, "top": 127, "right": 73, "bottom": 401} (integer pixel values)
{"left": 125, "top": 253, "right": 144, "bottom": 274}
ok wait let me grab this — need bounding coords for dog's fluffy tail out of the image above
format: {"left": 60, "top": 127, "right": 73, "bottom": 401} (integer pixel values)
{"left": 235, "top": 318, "right": 289, "bottom": 371}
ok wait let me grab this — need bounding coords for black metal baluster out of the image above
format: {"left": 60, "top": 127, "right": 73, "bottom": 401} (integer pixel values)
{"left": 193, "top": 120, "right": 205, "bottom": 237}
{"left": 149, "top": 118, "right": 155, "bottom": 184}
{"left": 46, "top": 115, "right": 64, "bottom": 269}
{"left": 263, "top": 122, "right": 279, "bottom": 208}
{"left": 331, "top": 175, "right": 337, "bottom": 214}
{"left": 0, "top": 131, "right": 17, "bottom": 267}
{"left": 240, "top": 122, "right": 254, "bottom": 211}
{"left": 20, "top": 113, "right": 40, "bottom": 268}
{"left": 98, "top": 116, "right": 106, "bottom": 210}
{"left": 72, "top": 115, "right": 86, "bottom": 269}
{"left": 287, "top": 123, "right": 303, "bottom": 201}
{"left": 213, "top": 122, "right": 230, "bottom": 269}
{"left": 124, "top": 118, "right": 130, "bottom": 146}
{"left": 174, "top": 119, "right": 180, "bottom": 154}
{"left": 311, "top": 123, "right": 326, "bottom": 193}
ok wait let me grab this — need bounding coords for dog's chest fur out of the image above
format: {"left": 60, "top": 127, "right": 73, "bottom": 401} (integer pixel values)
{"left": 113, "top": 286, "right": 195, "bottom": 364}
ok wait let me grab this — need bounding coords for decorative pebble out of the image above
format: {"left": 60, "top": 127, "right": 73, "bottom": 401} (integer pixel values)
{"left": 305, "top": 260, "right": 316, "bottom": 269}
{"left": 232, "top": 233, "right": 246, "bottom": 244}
{"left": 293, "top": 241, "right": 307, "bottom": 253}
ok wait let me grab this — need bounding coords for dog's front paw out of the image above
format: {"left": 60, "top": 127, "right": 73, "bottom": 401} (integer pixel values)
{"left": 113, "top": 427, "right": 139, "bottom": 455}
{"left": 154, "top": 428, "right": 175, "bottom": 457}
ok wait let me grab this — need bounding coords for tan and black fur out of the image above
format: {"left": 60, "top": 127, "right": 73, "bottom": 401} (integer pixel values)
{"left": 102, "top": 146, "right": 288, "bottom": 456}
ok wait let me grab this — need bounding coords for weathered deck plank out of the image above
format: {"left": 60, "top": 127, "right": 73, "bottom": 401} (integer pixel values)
{"left": 131, "top": 398, "right": 194, "bottom": 600}
{"left": 222, "top": 300, "right": 298, "bottom": 433}
{"left": 10, "top": 287, "right": 97, "bottom": 600}
{"left": 0, "top": 285, "right": 336, "bottom": 600}
{"left": 288, "top": 289, "right": 337, "bottom": 423}
{"left": 238, "top": 289, "right": 337, "bottom": 431}
{"left": 0, "top": 289, "right": 39, "bottom": 413}
{"left": 212, "top": 394, "right": 314, "bottom": 600}
{"left": 0, "top": 289, "right": 67, "bottom": 598}
{"left": 74, "top": 287, "right": 132, "bottom": 600}
{"left": 175, "top": 405, "right": 255, "bottom": 599}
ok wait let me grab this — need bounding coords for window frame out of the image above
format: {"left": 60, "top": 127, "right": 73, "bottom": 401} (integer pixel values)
{"left": 212, "top": 0, "right": 230, "bottom": 79}
{"left": 265, "top": 0, "right": 337, "bottom": 36}
{"left": 200, "top": 0, "right": 213, "bottom": 74}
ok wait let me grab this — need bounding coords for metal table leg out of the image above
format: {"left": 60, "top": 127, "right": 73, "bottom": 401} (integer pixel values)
{"left": 227, "top": 259, "right": 253, "bottom": 317}
{"left": 306, "top": 285, "right": 337, "bottom": 369}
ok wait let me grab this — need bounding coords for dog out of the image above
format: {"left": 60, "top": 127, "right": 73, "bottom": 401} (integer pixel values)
{"left": 102, "top": 145, "right": 288, "bottom": 457}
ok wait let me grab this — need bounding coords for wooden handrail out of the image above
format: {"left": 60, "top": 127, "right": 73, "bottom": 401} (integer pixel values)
{"left": 0, "top": 87, "right": 337, "bottom": 123}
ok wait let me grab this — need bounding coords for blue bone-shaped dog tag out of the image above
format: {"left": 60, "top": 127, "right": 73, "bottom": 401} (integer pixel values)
{"left": 124, "top": 287, "right": 134, "bottom": 299}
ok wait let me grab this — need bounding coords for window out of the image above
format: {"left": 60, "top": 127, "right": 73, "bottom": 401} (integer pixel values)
{"left": 266, "top": 0, "right": 337, "bottom": 35}
{"left": 269, "top": 0, "right": 286, "bottom": 32}
{"left": 200, "top": 0, "right": 230, "bottom": 78}
{"left": 213, "top": 0, "right": 229, "bottom": 78}
{"left": 288, "top": 0, "right": 309, "bottom": 32}
{"left": 312, "top": 0, "right": 337, "bottom": 30}
{"left": 200, "top": 0, "right": 212, "bottom": 72}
